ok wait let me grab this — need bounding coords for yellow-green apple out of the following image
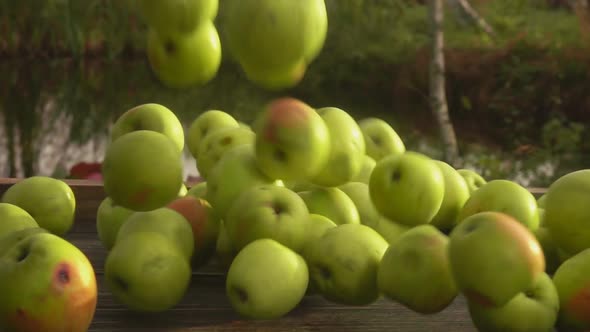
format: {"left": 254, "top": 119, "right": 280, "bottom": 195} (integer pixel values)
{"left": 110, "top": 103, "right": 185, "bottom": 152}
{"left": 457, "top": 168, "right": 487, "bottom": 194}
{"left": 115, "top": 207, "right": 195, "bottom": 260}
{"left": 2, "top": 176, "right": 76, "bottom": 236}
{"left": 305, "top": 223, "right": 388, "bottom": 305}
{"left": 104, "top": 232, "right": 191, "bottom": 312}
{"left": 196, "top": 126, "right": 255, "bottom": 179}
{"left": 338, "top": 181, "right": 380, "bottom": 228}
{"left": 253, "top": 97, "right": 330, "bottom": 182}
{"left": 429, "top": 160, "right": 470, "bottom": 232}
{"left": 458, "top": 179, "right": 540, "bottom": 231}
{"left": 215, "top": 220, "right": 236, "bottom": 272}
{"left": 369, "top": 151, "right": 444, "bottom": 226}
{"left": 96, "top": 197, "right": 135, "bottom": 251}
{"left": 186, "top": 181, "right": 207, "bottom": 199}
{"left": 102, "top": 130, "right": 184, "bottom": 211}
{"left": 147, "top": 21, "right": 221, "bottom": 89}
{"left": 0, "top": 228, "right": 49, "bottom": 255}
{"left": 301, "top": 214, "right": 337, "bottom": 294}
{"left": 534, "top": 225, "right": 561, "bottom": 274}
{"left": 187, "top": 110, "right": 239, "bottom": 159}
{"left": 205, "top": 144, "right": 275, "bottom": 220}
{"left": 377, "top": 225, "right": 457, "bottom": 314}
{"left": 543, "top": 169, "right": 590, "bottom": 256}
{"left": 467, "top": 272, "right": 559, "bottom": 332}
{"left": 351, "top": 154, "right": 376, "bottom": 184}
{"left": 448, "top": 211, "right": 545, "bottom": 307}
{"left": 137, "top": 0, "right": 218, "bottom": 35}
{"left": 298, "top": 187, "right": 360, "bottom": 225}
{"left": 0, "top": 203, "right": 38, "bottom": 236}
{"left": 552, "top": 248, "right": 590, "bottom": 331}
{"left": 224, "top": 0, "right": 327, "bottom": 90}
{"left": 358, "top": 117, "right": 405, "bottom": 161}
{"left": 373, "top": 217, "right": 411, "bottom": 245}
{"left": 226, "top": 238, "right": 308, "bottom": 319}
{"left": 166, "top": 196, "right": 220, "bottom": 268}
{"left": 310, "top": 107, "right": 366, "bottom": 187}
{"left": 537, "top": 194, "right": 546, "bottom": 208}
{"left": 224, "top": 184, "right": 309, "bottom": 253}
{"left": 0, "top": 233, "right": 97, "bottom": 332}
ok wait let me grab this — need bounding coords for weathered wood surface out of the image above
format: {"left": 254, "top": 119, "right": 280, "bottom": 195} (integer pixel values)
{"left": 0, "top": 179, "right": 548, "bottom": 331}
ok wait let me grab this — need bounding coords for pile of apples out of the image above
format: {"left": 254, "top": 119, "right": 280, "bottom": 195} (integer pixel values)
{"left": 93, "top": 97, "right": 590, "bottom": 332}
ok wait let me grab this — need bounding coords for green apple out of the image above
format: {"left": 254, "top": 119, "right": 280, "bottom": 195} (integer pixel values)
{"left": 429, "top": 160, "right": 470, "bottom": 232}
{"left": 0, "top": 203, "right": 38, "bottom": 236}
{"left": 467, "top": 272, "right": 559, "bottom": 332}
{"left": 110, "top": 103, "right": 185, "bottom": 152}
{"left": 458, "top": 179, "right": 540, "bottom": 231}
{"left": 378, "top": 225, "right": 457, "bottom": 314}
{"left": 147, "top": 21, "right": 221, "bottom": 89}
{"left": 0, "top": 227, "right": 49, "bottom": 257}
{"left": 448, "top": 211, "right": 545, "bottom": 307}
{"left": 298, "top": 187, "right": 360, "bottom": 225}
{"left": 166, "top": 196, "right": 220, "bottom": 268}
{"left": 373, "top": 217, "right": 411, "bottom": 245}
{"left": 301, "top": 214, "right": 337, "bottom": 294}
{"left": 537, "top": 193, "right": 547, "bottom": 209}
{"left": 358, "top": 117, "right": 405, "bottom": 161}
{"left": 2, "top": 176, "right": 76, "bottom": 236}
{"left": 552, "top": 248, "right": 590, "bottom": 331}
{"left": 305, "top": 223, "right": 389, "bottom": 305}
{"left": 0, "top": 233, "right": 97, "bottom": 332}
{"left": 310, "top": 107, "right": 366, "bottom": 187}
{"left": 225, "top": 184, "right": 308, "bottom": 252}
{"left": 137, "top": 0, "right": 218, "bottom": 35}
{"left": 338, "top": 181, "right": 380, "bottom": 228}
{"left": 369, "top": 151, "right": 445, "bottom": 226}
{"left": 205, "top": 144, "right": 275, "bottom": 220}
{"left": 534, "top": 225, "right": 561, "bottom": 274}
{"left": 457, "top": 168, "right": 487, "bottom": 194}
{"left": 226, "top": 238, "right": 308, "bottom": 319}
{"left": 543, "top": 169, "right": 590, "bottom": 256}
{"left": 215, "top": 220, "right": 236, "bottom": 272}
{"left": 104, "top": 232, "right": 191, "bottom": 312}
{"left": 253, "top": 97, "right": 330, "bottom": 182}
{"left": 240, "top": 60, "right": 307, "bottom": 91}
{"left": 186, "top": 181, "right": 207, "bottom": 199}
{"left": 115, "top": 207, "right": 195, "bottom": 260}
{"left": 96, "top": 197, "right": 135, "bottom": 251}
{"left": 351, "top": 154, "right": 376, "bottom": 184}
{"left": 187, "top": 110, "right": 239, "bottom": 159}
{"left": 196, "top": 126, "right": 255, "bottom": 179}
{"left": 102, "top": 130, "right": 184, "bottom": 212}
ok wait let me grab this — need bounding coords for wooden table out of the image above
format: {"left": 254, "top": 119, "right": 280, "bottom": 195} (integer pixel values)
{"left": 0, "top": 179, "right": 548, "bottom": 332}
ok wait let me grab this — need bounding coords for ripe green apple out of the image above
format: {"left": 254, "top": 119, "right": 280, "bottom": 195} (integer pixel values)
{"left": 458, "top": 179, "right": 540, "bottom": 231}
{"left": 457, "top": 168, "right": 487, "bottom": 194}
{"left": 104, "top": 232, "right": 191, "bottom": 312}
{"left": 137, "top": 0, "right": 218, "bottom": 35}
{"left": 225, "top": 184, "right": 308, "bottom": 253}
{"left": 352, "top": 154, "right": 376, "bottom": 184}
{"left": 448, "top": 211, "right": 545, "bottom": 307}
{"left": 187, "top": 110, "right": 239, "bottom": 159}
{"left": 253, "top": 97, "right": 330, "bottom": 182}
{"left": 110, "top": 103, "right": 185, "bottom": 152}
{"left": 166, "top": 196, "right": 220, "bottom": 268}
{"left": 310, "top": 107, "right": 366, "bottom": 187}
{"left": 305, "top": 223, "right": 389, "bottom": 305}
{"left": 115, "top": 207, "right": 195, "bottom": 260}
{"left": 537, "top": 194, "right": 547, "bottom": 209}
{"left": 96, "top": 197, "right": 135, "bottom": 251}
{"left": 240, "top": 60, "right": 307, "bottom": 91}
{"left": 0, "top": 227, "right": 49, "bottom": 255}
{"left": 301, "top": 214, "right": 337, "bottom": 295}
{"left": 196, "top": 126, "right": 255, "bottom": 179}
{"left": 298, "top": 187, "right": 360, "bottom": 225}
{"left": 338, "top": 181, "right": 380, "bottom": 228}
{"left": 543, "top": 169, "right": 590, "bottom": 256}
{"left": 215, "top": 220, "right": 236, "bottom": 272}
{"left": 0, "top": 233, "right": 97, "bottom": 332}
{"left": 205, "top": 144, "right": 275, "bottom": 220}
{"left": 534, "top": 225, "right": 561, "bottom": 274}
{"left": 0, "top": 203, "right": 38, "bottom": 236}
{"left": 358, "top": 117, "right": 405, "bottom": 161}
{"left": 552, "top": 248, "right": 590, "bottom": 331}
{"left": 147, "top": 20, "right": 221, "bottom": 89}
{"left": 378, "top": 225, "right": 457, "bottom": 314}
{"left": 186, "top": 181, "right": 207, "bottom": 199}
{"left": 102, "top": 130, "right": 184, "bottom": 212}
{"left": 467, "top": 272, "right": 559, "bottom": 332}
{"left": 373, "top": 217, "right": 411, "bottom": 245}
{"left": 2, "top": 176, "right": 76, "bottom": 236}
{"left": 369, "top": 152, "right": 445, "bottom": 226}
{"left": 429, "top": 160, "right": 470, "bottom": 232}
{"left": 226, "top": 238, "right": 308, "bottom": 319}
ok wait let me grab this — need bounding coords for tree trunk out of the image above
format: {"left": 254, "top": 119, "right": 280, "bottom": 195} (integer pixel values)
{"left": 429, "top": 0, "right": 459, "bottom": 165}
{"left": 448, "top": 0, "right": 496, "bottom": 39}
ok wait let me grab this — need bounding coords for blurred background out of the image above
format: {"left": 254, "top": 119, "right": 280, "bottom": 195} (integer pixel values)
{"left": 1, "top": 0, "right": 588, "bottom": 186}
